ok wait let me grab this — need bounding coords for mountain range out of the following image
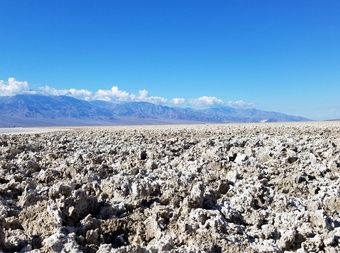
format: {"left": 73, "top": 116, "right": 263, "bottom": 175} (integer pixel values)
{"left": 0, "top": 94, "right": 309, "bottom": 127}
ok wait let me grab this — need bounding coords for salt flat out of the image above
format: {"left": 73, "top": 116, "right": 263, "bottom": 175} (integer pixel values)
{"left": 0, "top": 127, "right": 69, "bottom": 135}
{"left": 0, "top": 121, "right": 340, "bottom": 252}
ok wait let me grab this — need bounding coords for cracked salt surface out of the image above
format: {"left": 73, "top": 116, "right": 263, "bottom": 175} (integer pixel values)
{"left": 0, "top": 122, "right": 340, "bottom": 252}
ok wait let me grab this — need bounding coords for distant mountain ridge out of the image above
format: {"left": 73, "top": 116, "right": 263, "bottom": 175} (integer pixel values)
{"left": 0, "top": 94, "right": 309, "bottom": 127}
{"left": 0, "top": 95, "right": 115, "bottom": 120}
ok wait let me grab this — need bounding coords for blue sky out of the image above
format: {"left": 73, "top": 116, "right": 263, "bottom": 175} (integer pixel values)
{"left": 0, "top": 1, "right": 339, "bottom": 120}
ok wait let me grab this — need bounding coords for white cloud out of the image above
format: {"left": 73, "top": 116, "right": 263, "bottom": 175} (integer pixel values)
{"left": 92, "top": 86, "right": 130, "bottom": 101}
{"left": 227, "top": 100, "right": 256, "bottom": 108}
{"left": 0, "top": 77, "right": 35, "bottom": 96}
{"left": 139, "top": 93, "right": 168, "bottom": 104}
{"left": 1, "top": 77, "right": 256, "bottom": 109}
{"left": 69, "top": 88, "right": 93, "bottom": 101}
{"left": 38, "top": 86, "right": 68, "bottom": 96}
{"left": 144, "top": 96, "right": 168, "bottom": 104}
{"left": 189, "top": 96, "right": 224, "bottom": 107}
{"left": 128, "top": 89, "right": 168, "bottom": 104}
{"left": 38, "top": 86, "right": 93, "bottom": 101}
{"left": 172, "top": 98, "right": 185, "bottom": 105}
{"left": 138, "top": 89, "right": 148, "bottom": 99}
{"left": 0, "top": 78, "right": 169, "bottom": 104}
{"left": 91, "top": 87, "right": 167, "bottom": 104}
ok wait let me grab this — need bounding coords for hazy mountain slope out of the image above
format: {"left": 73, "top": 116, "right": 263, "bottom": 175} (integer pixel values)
{"left": 0, "top": 95, "right": 115, "bottom": 120}
{"left": 200, "top": 107, "right": 307, "bottom": 122}
{"left": 94, "top": 101, "right": 307, "bottom": 123}
{"left": 0, "top": 95, "right": 309, "bottom": 127}
{"left": 91, "top": 101, "right": 212, "bottom": 121}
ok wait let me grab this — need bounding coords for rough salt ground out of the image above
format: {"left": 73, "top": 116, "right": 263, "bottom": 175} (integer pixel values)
{"left": 0, "top": 122, "right": 339, "bottom": 252}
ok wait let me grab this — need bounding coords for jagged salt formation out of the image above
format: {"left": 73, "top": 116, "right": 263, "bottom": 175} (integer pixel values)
{"left": 0, "top": 122, "right": 339, "bottom": 252}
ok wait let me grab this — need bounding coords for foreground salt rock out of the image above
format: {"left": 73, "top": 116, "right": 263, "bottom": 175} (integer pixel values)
{"left": 0, "top": 122, "right": 339, "bottom": 252}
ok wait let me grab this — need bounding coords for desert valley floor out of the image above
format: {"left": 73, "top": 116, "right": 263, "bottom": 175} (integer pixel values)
{"left": 0, "top": 122, "right": 340, "bottom": 252}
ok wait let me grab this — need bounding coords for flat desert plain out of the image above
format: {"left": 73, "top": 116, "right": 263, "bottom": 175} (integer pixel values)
{"left": 0, "top": 122, "right": 340, "bottom": 252}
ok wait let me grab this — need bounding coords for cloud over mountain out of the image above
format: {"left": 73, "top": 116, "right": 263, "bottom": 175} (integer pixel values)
{"left": 189, "top": 96, "right": 224, "bottom": 107}
{"left": 92, "top": 86, "right": 129, "bottom": 101}
{"left": 0, "top": 77, "right": 255, "bottom": 109}
{"left": 0, "top": 78, "right": 34, "bottom": 96}
{"left": 172, "top": 98, "right": 185, "bottom": 105}
{"left": 227, "top": 100, "right": 256, "bottom": 108}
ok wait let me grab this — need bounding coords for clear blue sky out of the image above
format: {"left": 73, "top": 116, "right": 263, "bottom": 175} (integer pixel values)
{"left": 1, "top": 0, "right": 339, "bottom": 120}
